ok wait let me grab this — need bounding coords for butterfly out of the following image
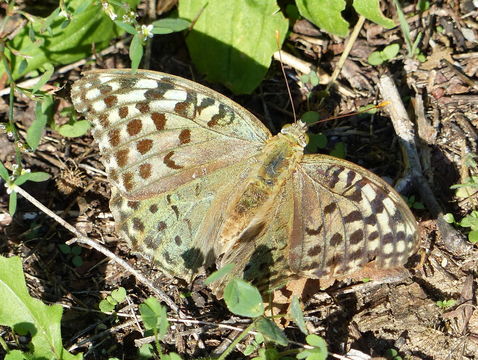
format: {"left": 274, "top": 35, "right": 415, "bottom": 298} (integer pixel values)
{"left": 71, "top": 69, "right": 418, "bottom": 295}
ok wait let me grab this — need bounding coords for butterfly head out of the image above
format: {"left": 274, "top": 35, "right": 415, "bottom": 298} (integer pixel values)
{"left": 280, "top": 121, "right": 308, "bottom": 148}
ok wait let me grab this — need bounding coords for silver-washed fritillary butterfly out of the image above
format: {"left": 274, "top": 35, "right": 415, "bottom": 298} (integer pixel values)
{"left": 71, "top": 69, "right": 418, "bottom": 294}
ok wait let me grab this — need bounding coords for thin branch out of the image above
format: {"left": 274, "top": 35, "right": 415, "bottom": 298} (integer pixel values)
{"left": 14, "top": 185, "right": 183, "bottom": 315}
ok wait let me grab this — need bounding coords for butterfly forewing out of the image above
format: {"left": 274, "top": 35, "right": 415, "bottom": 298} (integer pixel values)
{"left": 71, "top": 69, "right": 271, "bottom": 200}
{"left": 290, "top": 155, "right": 418, "bottom": 279}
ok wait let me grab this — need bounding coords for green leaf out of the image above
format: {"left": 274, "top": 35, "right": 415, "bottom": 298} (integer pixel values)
{"left": 31, "top": 63, "right": 54, "bottom": 93}
{"left": 58, "top": 244, "right": 71, "bottom": 254}
{"left": 297, "top": 335, "right": 328, "bottom": 360}
{"left": 139, "top": 297, "right": 169, "bottom": 339}
{"left": 113, "top": 20, "right": 137, "bottom": 35}
{"left": 179, "top": 0, "right": 288, "bottom": 94}
{"left": 58, "top": 120, "right": 91, "bottom": 138}
{"left": 204, "top": 263, "right": 234, "bottom": 285}
{"left": 0, "top": 0, "right": 140, "bottom": 80}
{"left": 368, "top": 51, "right": 384, "bottom": 65}
{"left": 138, "top": 343, "right": 155, "bottom": 358}
{"left": 468, "top": 230, "right": 478, "bottom": 244}
{"left": 290, "top": 296, "right": 307, "bottom": 335}
{"left": 5, "top": 350, "right": 28, "bottom": 360}
{"left": 99, "top": 299, "right": 115, "bottom": 313}
{"left": 14, "top": 171, "right": 51, "bottom": 186}
{"left": 0, "top": 161, "right": 10, "bottom": 181}
{"left": 382, "top": 43, "right": 400, "bottom": 60}
{"left": 111, "top": 287, "right": 127, "bottom": 303}
{"left": 256, "top": 318, "right": 288, "bottom": 346}
{"left": 301, "top": 111, "right": 320, "bottom": 124}
{"left": 71, "top": 256, "right": 83, "bottom": 267}
{"left": 353, "top": 0, "right": 396, "bottom": 29}
{"left": 129, "top": 33, "right": 143, "bottom": 71}
{"left": 459, "top": 216, "right": 478, "bottom": 229}
{"left": 443, "top": 213, "right": 455, "bottom": 224}
{"left": 296, "top": 0, "right": 349, "bottom": 37}
{"left": 223, "top": 279, "right": 264, "bottom": 317}
{"left": 152, "top": 18, "right": 190, "bottom": 34}
{"left": 0, "top": 256, "right": 82, "bottom": 359}
{"left": 28, "top": 95, "right": 54, "bottom": 150}
{"left": 8, "top": 191, "right": 17, "bottom": 216}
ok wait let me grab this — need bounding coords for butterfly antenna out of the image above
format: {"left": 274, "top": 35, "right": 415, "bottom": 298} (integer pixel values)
{"left": 307, "top": 101, "right": 391, "bottom": 127}
{"left": 275, "top": 30, "right": 297, "bottom": 123}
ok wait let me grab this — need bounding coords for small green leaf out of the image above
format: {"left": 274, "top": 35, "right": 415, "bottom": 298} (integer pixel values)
{"left": 111, "top": 287, "right": 127, "bottom": 303}
{"left": 256, "top": 318, "right": 288, "bottom": 346}
{"left": 28, "top": 95, "right": 54, "bottom": 150}
{"left": 58, "top": 244, "right": 71, "bottom": 254}
{"left": 301, "top": 111, "right": 320, "bottom": 124}
{"left": 32, "top": 64, "right": 54, "bottom": 93}
{"left": 14, "top": 172, "right": 51, "bottom": 186}
{"left": 223, "top": 279, "right": 264, "bottom": 318}
{"left": 0, "top": 162, "right": 10, "bottom": 181}
{"left": 459, "top": 216, "right": 478, "bottom": 229}
{"left": 114, "top": 20, "right": 137, "bottom": 35}
{"left": 9, "top": 191, "right": 17, "bottom": 216}
{"left": 5, "top": 349, "right": 28, "bottom": 360}
{"left": 382, "top": 43, "right": 400, "bottom": 60}
{"left": 468, "top": 230, "right": 478, "bottom": 244}
{"left": 152, "top": 18, "right": 190, "bottom": 34}
{"left": 204, "top": 263, "right": 234, "bottom": 285}
{"left": 296, "top": 0, "right": 349, "bottom": 37}
{"left": 129, "top": 33, "right": 143, "bottom": 71}
{"left": 297, "top": 334, "right": 328, "bottom": 360}
{"left": 58, "top": 119, "right": 91, "bottom": 138}
{"left": 138, "top": 343, "right": 155, "bottom": 358}
{"left": 99, "top": 299, "right": 115, "bottom": 313}
{"left": 139, "top": 297, "right": 169, "bottom": 339}
{"left": 353, "top": 0, "right": 396, "bottom": 29}
{"left": 290, "top": 296, "right": 308, "bottom": 335}
{"left": 443, "top": 213, "right": 455, "bottom": 224}
{"left": 71, "top": 256, "right": 83, "bottom": 267}
{"left": 368, "top": 51, "right": 384, "bottom": 65}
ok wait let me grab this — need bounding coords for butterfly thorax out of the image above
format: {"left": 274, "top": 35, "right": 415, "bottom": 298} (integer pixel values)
{"left": 217, "top": 122, "right": 306, "bottom": 253}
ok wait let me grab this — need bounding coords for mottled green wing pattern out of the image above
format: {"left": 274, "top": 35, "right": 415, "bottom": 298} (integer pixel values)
{"left": 290, "top": 155, "right": 418, "bottom": 279}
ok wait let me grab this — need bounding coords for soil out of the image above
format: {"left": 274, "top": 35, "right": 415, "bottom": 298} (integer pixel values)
{"left": 0, "top": 1, "right": 477, "bottom": 359}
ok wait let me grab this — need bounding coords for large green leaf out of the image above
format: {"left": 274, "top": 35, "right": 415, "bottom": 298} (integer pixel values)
{"left": 353, "top": 0, "right": 395, "bottom": 29}
{"left": 178, "top": 0, "right": 288, "bottom": 94}
{"left": 0, "top": 0, "right": 139, "bottom": 80}
{"left": 0, "top": 256, "right": 82, "bottom": 359}
{"left": 296, "top": 0, "right": 349, "bottom": 37}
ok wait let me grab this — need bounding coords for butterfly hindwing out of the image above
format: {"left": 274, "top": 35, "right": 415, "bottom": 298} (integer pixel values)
{"left": 290, "top": 155, "right": 418, "bottom": 279}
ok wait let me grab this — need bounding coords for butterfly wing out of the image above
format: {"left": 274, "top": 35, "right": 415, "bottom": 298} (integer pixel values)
{"left": 290, "top": 154, "right": 418, "bottom": 279}
{"left": 71, "top": 69, "right": 272, "bottom": 279}
{"left": 71, "top": 69, "right": 271, "bottom": 200}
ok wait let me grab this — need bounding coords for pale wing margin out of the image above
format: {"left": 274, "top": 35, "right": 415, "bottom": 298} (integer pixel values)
{"left": 71, "top": 69, "right": 271, "bottom": 200}
{"left": 289, "top": 155, "right": 418, "bottom": 279}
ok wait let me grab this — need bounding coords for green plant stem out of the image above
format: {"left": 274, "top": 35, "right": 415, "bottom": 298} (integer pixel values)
{"left": 216, "top": 321, "right": 256, "bottom": 360}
